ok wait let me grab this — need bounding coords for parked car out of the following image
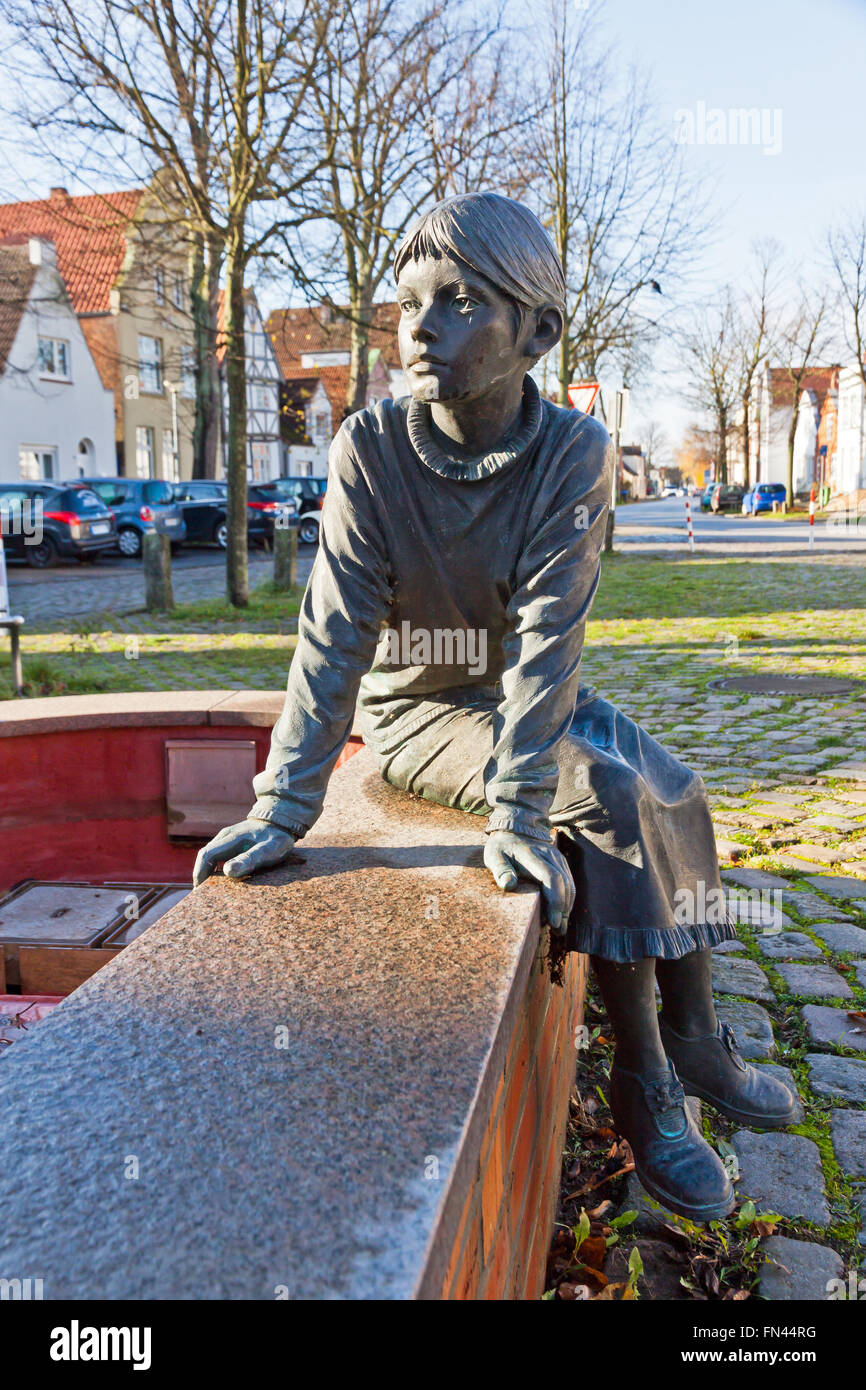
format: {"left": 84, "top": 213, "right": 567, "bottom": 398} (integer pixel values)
{"left": 172, "top": 480, "right": 298, "bottom": 549}
{"left": 710, "top": 482, "right": 745, "bottom": 513}
{"left": 0, "top": 481, "right": 117, "bottom": 568}
{"left": 263, "top": 477, "right": 327, "bottom": 545}
{"left": 81, "top": 477, "right": 187, "bottom": 557}
{"left": 699, "top": 483, "right": 717, "bottom": 511}
{"left": 741, "top": 482, "right": 788, "bottom": 515}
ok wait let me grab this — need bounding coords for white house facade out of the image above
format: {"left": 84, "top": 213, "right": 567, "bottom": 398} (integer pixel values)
{"left": 0, "top": 238, "right": 116, "bottom": 484}
{"left": 219, "top": 291, "right": 283, "bottom": 482}
{"left": 836, "top": 366, "right": 866, "bottom": 496}
{"left": 283, "top": 377, "right": 331, "bottom": 477}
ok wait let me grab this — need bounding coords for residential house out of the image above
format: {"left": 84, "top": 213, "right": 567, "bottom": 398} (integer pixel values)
{"left": 619, "top": 444, "right": 648, "bottom": 499}
{"left": 836, "top": 366, "right": 866, "bottom": 498}
{"left": 0, "top": 238, "right": 115, "bottom": 483}
{"left": 757, "top": 365, "right": 840, "bottom": 495}
{"left": 266, "top": 303, "right": 406, "bottom": 476}
{"left": 0, "top": 184, "right": 196, "bottom": 481}
{"left": 816, "top": 378, "right": 839, "bottom": 494}
{"left": 216, "top": 290, "right": 282, "bottom": 482}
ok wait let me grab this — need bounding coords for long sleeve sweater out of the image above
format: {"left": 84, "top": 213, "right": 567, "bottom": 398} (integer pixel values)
{"left": 249, "top": 377, "right": 612, "bottom": 842}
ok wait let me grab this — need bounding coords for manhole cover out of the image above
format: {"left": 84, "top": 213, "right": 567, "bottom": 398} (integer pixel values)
{"left": 708, "top": 674, "right": 864, "bottom": 697}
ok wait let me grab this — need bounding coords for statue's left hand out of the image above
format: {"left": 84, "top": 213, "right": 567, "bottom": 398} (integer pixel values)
{"left": 483, "top": 830, "right": 575, "bottom": 935}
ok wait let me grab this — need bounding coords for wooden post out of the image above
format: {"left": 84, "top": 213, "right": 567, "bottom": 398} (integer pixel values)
{"left": 143, "top": 532, "right": 174, "bottom": 612}
{"left": 273, "top": 520, "right": 298, "bottom": 591}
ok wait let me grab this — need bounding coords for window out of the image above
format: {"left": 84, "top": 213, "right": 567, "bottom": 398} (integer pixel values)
{"left": 138, "top": 336, "right": 163, "bottom": 394}
{"left": 313, "top": 411, "right": 330, "bottom": 443}
{"left": 143, "top": 480, "right": 173, "bottom": 505}
{"left": 91, "top": 480, "right": 129, "bottom": 507}
{"left": 254, "top": 382, "right": 271, "bottom": 410}
{"left": 135, "top": 426, "right": 155, "bottom": 479}
{"left": 153, "top": 267, "right": 165, "bottom": 305}
{"left": 19, "top": 446, "right": 58, "bottom": 480}
{"left": 181, "top": 346, "right": 196, "bottom": 400}
{"left": 37, "top": 337, "right": 70, "bottom": 380}
{"left": 172, "top": 272, "right": 185, "bottom": 311}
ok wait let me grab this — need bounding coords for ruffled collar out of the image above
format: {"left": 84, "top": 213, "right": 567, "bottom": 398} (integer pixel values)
{"left": 406, "top": 375, "right": 542, "bottom": 481}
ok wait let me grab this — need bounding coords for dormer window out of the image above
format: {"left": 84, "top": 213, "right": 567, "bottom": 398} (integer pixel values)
{"left": 37, "top": 336, "right": 70, "bottom": 380}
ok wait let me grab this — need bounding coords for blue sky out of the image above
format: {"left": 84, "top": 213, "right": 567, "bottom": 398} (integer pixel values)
{"left": 584, "top": 0, "right": 866, "bottom": 441}
{"left": 608, "top": 0, "right": 866, "bottom": 282}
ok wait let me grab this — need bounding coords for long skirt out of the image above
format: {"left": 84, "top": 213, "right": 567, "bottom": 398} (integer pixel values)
{"left": 358, "top": 683, "right": 736, "bottom": 962}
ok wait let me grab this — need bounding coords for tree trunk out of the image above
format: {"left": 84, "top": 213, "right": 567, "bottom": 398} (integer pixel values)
{"left": 224, "top": 226, "right": 249, "bottom": 607}
{"left": 347, "top": 287, "right": 372, "bottom": 416}
{"left": 742, "top": 383, "right": 751, "bottom": 492}
{"left": 190, "top": 233, "right": 222, "bottom": 480}
{"left": 787, "top": 415, "right": 797, "bottom": 507}
{"left": 717, "top": 407, "right": 728, "bottom": 484}
{"left": 558, "top": 329, "right": 571, "bottom": 407}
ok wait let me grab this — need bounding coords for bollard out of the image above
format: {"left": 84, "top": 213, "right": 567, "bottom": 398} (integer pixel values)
{"left": 273, "top": 519, "right": 298, "bottom": 591}
{"left": 684, "top": 494, "right": 695, "bottom": 554}
{"left": 142, "top": 531, "right": 174, "bottom": 612}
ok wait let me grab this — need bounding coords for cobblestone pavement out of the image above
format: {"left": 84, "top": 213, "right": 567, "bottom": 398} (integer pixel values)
{"left": 607, "top": 678, "right": 866, "bottom": 1300}
{"left": 6, "top": 551, "right": 315, "bottom": 624}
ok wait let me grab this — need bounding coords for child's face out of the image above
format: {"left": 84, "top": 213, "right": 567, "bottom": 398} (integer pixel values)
{"left": 396, "top": 253, "right": 528, "bottom": 403}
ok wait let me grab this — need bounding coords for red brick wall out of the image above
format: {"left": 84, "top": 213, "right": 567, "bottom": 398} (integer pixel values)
{"left": 439, "top": 945, "right": 586, "bottom": 1300}
{"left": 0, "top": 723, "right": 363, "bottom": 892}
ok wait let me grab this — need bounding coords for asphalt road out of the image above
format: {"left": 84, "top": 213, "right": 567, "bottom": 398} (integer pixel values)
{"left": 6, "top": 544, "right": 316, "bottom": 624}
{"left": 613, "top": 495, "right": 866, "bottom": 555}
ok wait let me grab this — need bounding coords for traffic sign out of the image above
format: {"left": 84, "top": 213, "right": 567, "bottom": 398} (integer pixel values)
{"left": 567, "top": 381, "right": 600, "bottom": 414}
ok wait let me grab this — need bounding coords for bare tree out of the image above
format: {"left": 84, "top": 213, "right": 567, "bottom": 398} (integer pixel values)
{"left": 639, "top": 418, "right": 669, "bottom": 474}
{"left": 680, "top": 292, "right": 741, "bottom": 485}
{"left": 521, "top": 0, "right": 709, "bottom": 404}
{"left": 734, "top": 239, "right": 782, "bottom": 492}
{"left": 829, "top": 210, "right": 866, "bottom": 394}
{"left": 774, "top": 289, "right": 832, "bottom": 505}
{"left": 276, "top": 0, "right": 505, "bottom": 416}
{"left": 3, "top": 0, "right": 335, "bottom": 605}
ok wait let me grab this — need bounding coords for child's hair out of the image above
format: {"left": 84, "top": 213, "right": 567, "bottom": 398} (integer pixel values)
{"left": 394, "top": 192, "right": 567, "bottom": 321}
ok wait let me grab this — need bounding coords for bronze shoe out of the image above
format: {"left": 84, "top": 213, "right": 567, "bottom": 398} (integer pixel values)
{"left": 609, "top": 1059, "right": 735, "bottom": 1223}
{"left": 659, "top": 1018, "right": 798, "bottom": 1129}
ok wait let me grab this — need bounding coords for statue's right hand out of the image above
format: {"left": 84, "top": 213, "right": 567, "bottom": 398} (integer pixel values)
{"left": 192, "top": 819, "right": 296, "bottom": 888}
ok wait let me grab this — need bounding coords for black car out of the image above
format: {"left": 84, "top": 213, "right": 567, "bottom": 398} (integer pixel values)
{"left": 0, "top": 481, "right": 117, "bottom": 568}
{"left": 172, "top": 480, "right": 298, "bottom": 549}
{"left": 710, "top": 483, "right": 745, "bottom": 513}
{"left": 263, "top": 477, "right": 326, "bottom": 545}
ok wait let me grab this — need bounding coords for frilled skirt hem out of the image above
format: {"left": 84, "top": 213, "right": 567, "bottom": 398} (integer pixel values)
{"left": 569, "top": 916, "right": 738, "bottom": 963}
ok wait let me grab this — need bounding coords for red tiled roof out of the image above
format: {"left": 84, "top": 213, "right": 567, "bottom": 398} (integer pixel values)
{"left": 80, "top": 315, "right": 122, "bottom": 403}
{"left": 0, "top": 243, "right": 37, "bottom": 374}
{"left": 767, "top": 366, "right": 840, "bottom": 411}
{"left": 0, "top": 188, "right": 144, "bottom": 315}
{"left": 267, "top": 302, "right": 401, "bottom": 378}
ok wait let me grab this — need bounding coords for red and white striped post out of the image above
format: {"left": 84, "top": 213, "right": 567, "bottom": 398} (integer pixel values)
{"left": 809, "top": 485, "right": 816, "bottom": 550}
{"left": 685, "top": 494, "right": 695, "bottom": 554}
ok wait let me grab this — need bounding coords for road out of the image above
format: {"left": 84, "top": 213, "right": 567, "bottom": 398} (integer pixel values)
{"left": 613, "top": 495, "right": 866, "bottom": 555}
{"left": 6, "top": 545, "right": 316, "bottom": 625}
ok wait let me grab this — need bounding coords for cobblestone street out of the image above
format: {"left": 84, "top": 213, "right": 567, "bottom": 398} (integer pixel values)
{"left": 6, "top": 549, "right": 315, "bottom": 624}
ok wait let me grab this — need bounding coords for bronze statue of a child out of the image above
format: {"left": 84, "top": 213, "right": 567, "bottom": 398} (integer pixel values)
{"left": 195, "top": 193, "right": 795, "bottom": 1223}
